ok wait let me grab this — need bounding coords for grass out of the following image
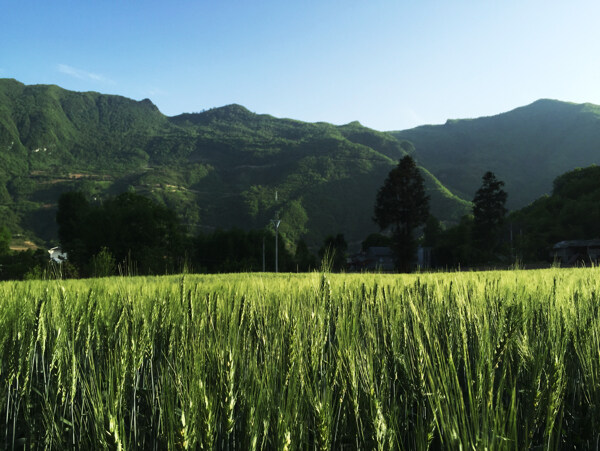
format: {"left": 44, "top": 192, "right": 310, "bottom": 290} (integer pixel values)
{"left": 1, "top": 268, "right": 600, "bottom": 449}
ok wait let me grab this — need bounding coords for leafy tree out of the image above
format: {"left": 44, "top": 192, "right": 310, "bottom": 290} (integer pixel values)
{"left": 0, "top": 225, "right": 11, "bottom": 256}
{"left": 373, "top": 155, "right": 429, "bottom": 271}
{"left": 89, "top": 247, "right": 116, "bottom": 278}
{"left": 57, "top": 191, "right": 187, "bottom": 276}
{"left": 422, "top": 215, "right": 442, "bottom": 248}
{"left": 509, "top": 165, "right": 600, "bottom": 262}
{"left": 192, "top": 228, "right": 295, "bottom": 273}
{"left": 361, "top": 233, "right": 392, "bottom": 252}
{"left": 472, "top": 171, "right": 507, "bottom": 260}
{"left": 433, "top": 215, "right": 474, "bottom": 268}
{"left": 295, "top": 238, "right": 317, "bottom": 272}
{"left": 56, "top": 191, "right": 91, "bottom": 270}
{"left": 0, "top": 249, "right": 49, "bottom": 281}
{"left": 99, "top": 192, "right": 186, "bottom": 274}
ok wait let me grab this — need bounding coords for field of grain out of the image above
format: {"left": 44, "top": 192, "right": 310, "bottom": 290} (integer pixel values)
{"left": 1, "top": 268, "right": 599, "bottom": 449}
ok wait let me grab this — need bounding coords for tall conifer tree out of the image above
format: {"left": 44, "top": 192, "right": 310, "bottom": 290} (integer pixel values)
{"left": 472, "top": 171, "right": 507, "bottom": 260}
{"left": 373, "top": 155, "right": 429, "bottom": 271}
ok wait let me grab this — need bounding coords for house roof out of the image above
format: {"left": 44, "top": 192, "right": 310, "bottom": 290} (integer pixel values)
{"left": 553, "top": 239, "right": 600, "bottom": 249}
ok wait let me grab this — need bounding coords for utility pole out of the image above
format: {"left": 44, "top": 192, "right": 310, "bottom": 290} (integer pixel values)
{"left": 271, "top": 190, "right": 281, "bottom": 273}
{"left": 271, "top": 216, "right": 281, "bottom": 272}
{"left": 262, "top": 236, "right": 265, "bottom": 272}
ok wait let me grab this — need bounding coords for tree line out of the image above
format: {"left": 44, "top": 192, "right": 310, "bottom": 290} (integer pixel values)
{"left": 3, "top": 155, "right": 595, "bottom": 279}
{"left": 52, "top": 156, "right": 510, "bottom": 277}
{"left": 53, "top": 191, "right": 324, "bottom": 277}
{"left": 373, "top": 155, "right": 509, "bottom": 271}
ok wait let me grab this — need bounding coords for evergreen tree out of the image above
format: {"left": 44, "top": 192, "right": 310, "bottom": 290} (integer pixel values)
{"left": 373, "top": 155, "right": 429, "bottom": 271}
{"left": 472, "top": 171, "right": 508, "bottom": 260}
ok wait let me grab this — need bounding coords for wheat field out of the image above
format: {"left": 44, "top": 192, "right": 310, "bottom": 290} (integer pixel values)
{"left": 1, "top": 268, "right": 599, "bottom": 449}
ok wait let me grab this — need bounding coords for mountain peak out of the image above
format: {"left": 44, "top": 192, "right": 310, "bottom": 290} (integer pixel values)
{"left": 218, "top": 103, "right": 251, "bottom": 113}
{"left": 139, "top": 98, "right": 159, "bottom": 111}
{"left": 170, "top": 103, "right": 255, "bottom": 126}
{"left": 203, "top": 103, "right": 253, "bottom": 120}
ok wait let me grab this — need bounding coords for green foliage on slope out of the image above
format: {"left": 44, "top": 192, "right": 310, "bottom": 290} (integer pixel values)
{"left": 0, "top": 79, "right": 469, "bottom": 249}
{"left": 391, "top": 99, "right": 600, "bottom": 209}
{"left": 510, "top": 165, "right": 600, "bottom": 261}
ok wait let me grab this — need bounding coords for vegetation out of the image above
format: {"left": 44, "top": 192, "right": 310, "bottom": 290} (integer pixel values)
{"left": 391, "top": 99, "right": 600, "bottom": 210}
{"left": 0, "top": 79, "right": 469, "bottom": 250}
{"left": 2, "top": 268, "right": 600, "bottom": 448}
{"left": 57, "top": 191, "right": 186, "bottom": 276}
{"left": 472, "top": 171, "right": 508, "bottom": 262}
{"left": 54, "top": 190, "right": 321, "bottom": 276}
{"left": 374, "top": 156, "right": 429, "bottom": 271}
{"left": 192, "top": 228, "right": 303, "bottom": 273}
{"left": 4, "top": 79, "right": 600, "bottom": 270}
{"left": 510, "top": 165, "right": 600, "bottom": 262}
{"left": 423, "top": 165, "right": 600, "bottom": 269}
{"left": 317, "top": 233, "right": 348, "bottom": 272}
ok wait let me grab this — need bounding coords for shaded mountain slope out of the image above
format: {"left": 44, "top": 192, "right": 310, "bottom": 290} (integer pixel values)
{"left": 390, "top": 99, "right": 600, "bottom": 209}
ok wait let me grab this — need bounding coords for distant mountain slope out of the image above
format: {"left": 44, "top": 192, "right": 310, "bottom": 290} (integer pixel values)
{"left": 390, "top": 99, "right": 600, "bottom": 209}
{"left": 0, "top": 79, "right": 469, "bottom": 249}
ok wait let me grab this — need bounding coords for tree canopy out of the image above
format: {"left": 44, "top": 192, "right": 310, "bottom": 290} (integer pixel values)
{"left": 318, "top": 233, "right": 348, "bottom": 272}
{"left": 373, "top": 155, "right": 429, "bottom": 271}
{"left": 510, "top": 165, "right": 600, "bottom": 261}
{"left": 472, "top": 171, "right": 507, "bottom": 260}
{"left": 57, "top": 191, "right": 186, "bottom": 276}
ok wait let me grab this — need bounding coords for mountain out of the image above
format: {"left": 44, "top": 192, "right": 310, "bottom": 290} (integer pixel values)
{"left": 390, "top": 99, "right": 600, "bottom": 209}
{"left": 0, "top": 79, "right": 469, "bottom": 250}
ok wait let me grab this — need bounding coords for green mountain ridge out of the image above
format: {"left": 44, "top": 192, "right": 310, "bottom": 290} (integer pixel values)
{"left": 391, "top": 98, "right": 600, "bottom": 209}
{"left": 0, "top": 79, "right": 469, "bottom": 250}
{"left": 6, "top": 78, "right": 597, "bottom": 253}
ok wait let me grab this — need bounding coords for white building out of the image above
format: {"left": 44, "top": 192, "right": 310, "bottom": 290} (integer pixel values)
{"left": 48, "top": 247, "right": 67, "bottom": 263}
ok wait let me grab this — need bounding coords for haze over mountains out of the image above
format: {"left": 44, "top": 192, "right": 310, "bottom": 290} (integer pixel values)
{"left": 0, "top": 78, "right": 599, "bottom": 250}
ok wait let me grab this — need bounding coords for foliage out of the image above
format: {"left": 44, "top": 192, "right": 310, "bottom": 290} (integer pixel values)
{"left": 0, "top": 225, "right": 11, "bottom": 255}
{"left": 421, "top": 215, "right": 442, "bottom": 248}
{"left": 427, "top": 165, "right": 600, "bottom": 268}
{"left": 295, "top": 238, "right": 318, "bottom": 272}
{"left": 361, "top": 232, "right": 392, "bottom": 251}
{"left": 89, "top": 247, "right": 116, "bottom": 278}
{"left": 191, "top": 228, "right": 305, "bottom": 273}
{"left": 374, "top": 155, "right": 430, "bottom": 271}
{"left": 472, "top": 171, "right": 508, "bottom": 261}
{"left": 0, "top": 248, "right": 49, "bottom": 280}
{"left": 509, "top": 165, "right": 600, "bottom": 262}
{"left": 431, "top": 215, "right": 475, "bottom": 268}
{"left": 2, "top": 269, "right": 600, "bottom": 447}
{"left": 57, "top": 191, "right": 187, "bottom": 276}
{"left": 318, "top": 233, "right": 348, "bottom": 272}
{"left": 0, "top": 79, "right": 469, "bottom": 249}
{"left": 391, "top": 98, "right": 600, "bottom": 210}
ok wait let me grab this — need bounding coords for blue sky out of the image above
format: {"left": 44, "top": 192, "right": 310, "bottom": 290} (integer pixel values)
{"left": 2, "top": 0, "right": 599, "bottom": 130}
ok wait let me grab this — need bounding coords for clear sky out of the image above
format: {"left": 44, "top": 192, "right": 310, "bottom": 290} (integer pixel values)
{"left": 2, "top": 0, "right": 599, "bottom": 130}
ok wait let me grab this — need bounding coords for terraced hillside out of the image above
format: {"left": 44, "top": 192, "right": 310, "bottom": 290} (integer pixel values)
{"left": 0, "top": 79, "right": 469, "bottom": 249}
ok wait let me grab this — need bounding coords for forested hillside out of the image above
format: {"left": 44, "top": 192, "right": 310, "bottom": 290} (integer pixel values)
{"left": 510, "top": 165, "right": 600, "bottom": 261}
{"left": 391, "top": 99, "right": 600, "bottom": 209}
{"left": 0, "top": 79, "right": 469, "bottom": 249}
{"left": 5, "top": 79, "right": 598, "bottom": 252}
